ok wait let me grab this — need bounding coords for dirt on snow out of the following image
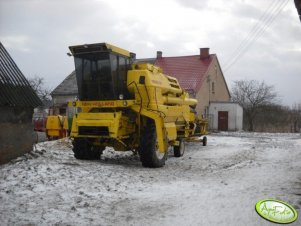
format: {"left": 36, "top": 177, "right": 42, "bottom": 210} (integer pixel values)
{"left": 0, "top": 132, "right": 300, "bottom": 226}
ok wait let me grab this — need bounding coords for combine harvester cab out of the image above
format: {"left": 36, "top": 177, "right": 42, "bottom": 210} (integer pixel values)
{"left": 68, "top": 43, "right": 207, "bottom": 167}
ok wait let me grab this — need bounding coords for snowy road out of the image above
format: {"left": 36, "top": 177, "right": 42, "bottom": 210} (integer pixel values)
{"left": 0, "top": 132, "right": 300, "bottom": 226}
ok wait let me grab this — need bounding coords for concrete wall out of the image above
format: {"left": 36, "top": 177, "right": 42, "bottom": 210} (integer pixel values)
{"left": 52, "top": 95, "right": 77, "bottom": 115}
{"left": 0, "top": 106, "right": 35, "bottom": 164}
{"left": 209, "top": 102, "right": 243, "bottom": 131}
{"left": 195, "top": 57, "right": 230, "bottom": 117}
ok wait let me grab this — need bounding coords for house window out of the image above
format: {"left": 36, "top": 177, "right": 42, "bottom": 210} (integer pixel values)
{"left": 212, "top": 82, "right": 215, "bottom": 94}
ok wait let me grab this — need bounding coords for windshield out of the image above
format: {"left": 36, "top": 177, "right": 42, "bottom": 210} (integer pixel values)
{"left": 74, "top": 52, "right": 132, "bottom": 101}
{"left": 74, "top": 52, "right": 114, "bottom": 100}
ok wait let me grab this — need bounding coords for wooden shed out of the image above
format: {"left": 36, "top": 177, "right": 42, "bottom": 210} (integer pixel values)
{"left": 0, "top": 42, "right": 42, "bottom": 164}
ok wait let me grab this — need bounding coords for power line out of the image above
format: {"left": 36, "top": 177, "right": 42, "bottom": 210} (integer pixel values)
{"left": 224, "top": 0, "right": 289, "bottom": 70}
{"left": 224, "top": 0, "right": 280, "bottom": 65}
{"left": 225, "top": 2, "right": 285, "bottom": 69}
{"left": 224, "top": 0, "right": 290, "bottom": 71}
{"left": 223, "top": 0, "right": 290, "bottom": 72}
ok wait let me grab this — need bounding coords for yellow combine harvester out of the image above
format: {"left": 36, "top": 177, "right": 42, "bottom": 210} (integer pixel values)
{"left": 68, "top": 43, "right": 207, "bottom": 167}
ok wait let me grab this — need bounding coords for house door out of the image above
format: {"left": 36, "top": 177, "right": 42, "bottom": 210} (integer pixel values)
{"left": 218, "top": 111, "right": 228, "bottom": 131}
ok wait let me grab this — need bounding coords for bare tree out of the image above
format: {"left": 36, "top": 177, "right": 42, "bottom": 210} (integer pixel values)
{"left": 291, "top": 102, "right": 301, "bottom": 132}
{"left": 231, "top": 80, "right": 278, "bottom": 131}
{"left": 28, "top": 76, "right": 52, "bottom": 103}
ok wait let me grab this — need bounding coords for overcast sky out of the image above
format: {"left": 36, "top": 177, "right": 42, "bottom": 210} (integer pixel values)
{"left": 1, "top": 0, "right": 300, "bottom": 106}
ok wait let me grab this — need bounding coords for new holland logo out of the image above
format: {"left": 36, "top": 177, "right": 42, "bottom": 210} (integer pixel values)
{"left": 255, "top": 199, "right": 298, "bottom": 224}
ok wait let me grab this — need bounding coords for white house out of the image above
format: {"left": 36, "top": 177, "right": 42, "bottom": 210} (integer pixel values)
{"left": 209, "top": 102, "right": 243, "bottom": 131}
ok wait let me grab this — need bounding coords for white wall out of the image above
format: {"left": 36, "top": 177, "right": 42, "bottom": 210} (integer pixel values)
{"left": 235, "top": 104, "right": 243, "bottom": 131}
{"left": 52, "top": 95, "right": 77, "bottom": 106}
{"left": 209, "top": 102, "right": 243, "bottom": 131}
{"left": 52, "top": 95, "right": 77, "bottom": 115}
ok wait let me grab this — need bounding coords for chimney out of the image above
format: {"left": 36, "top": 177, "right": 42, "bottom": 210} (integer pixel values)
{"left": 200, "top": 48, "right": 210, "bottom": 59}
{"left": 157, "top": 51, "right": 163, "bottom": 59}
{"left": 130, "top": 52, "right": 136, "bottom": 63}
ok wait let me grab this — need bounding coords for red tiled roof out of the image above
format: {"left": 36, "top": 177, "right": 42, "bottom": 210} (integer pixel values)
{"left": 155, "top": 54, "right": 215, "bottom": 93}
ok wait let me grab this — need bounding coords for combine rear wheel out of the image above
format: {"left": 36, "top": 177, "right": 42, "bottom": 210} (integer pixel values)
{"left": 174, "top": 139, "right": 185, "bottom": 157}
{"left": 139, "top": 121, "right": 167, "bottom": 168}
{"left": 72, "top": 138, "right": 104, "bottom": 160}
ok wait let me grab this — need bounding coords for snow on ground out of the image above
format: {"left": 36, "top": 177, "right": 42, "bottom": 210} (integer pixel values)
{"left": 0, "top": 132, "right": 300, "bottom": 226}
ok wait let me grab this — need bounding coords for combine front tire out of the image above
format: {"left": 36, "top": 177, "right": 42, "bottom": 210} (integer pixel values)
{"left": 72, "top": 138, "right": 104, "bottom": 160}
{"left": 139, "top": 121, "right": 167, "bottom": 168}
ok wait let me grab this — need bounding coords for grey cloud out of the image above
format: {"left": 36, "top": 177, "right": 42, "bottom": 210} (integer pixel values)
{"left": 0, "top": 0, "right": 300, "bottom": 105}
{"left": 231, "top": 2, "right": 264, "bottom": 20}
{"left": 174, "top": 0, "right": 209, "bottom": 10}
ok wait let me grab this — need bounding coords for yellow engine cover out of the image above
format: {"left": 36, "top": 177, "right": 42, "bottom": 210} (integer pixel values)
{"left": 46, "top": 115, "right": 68, "bottom": 138}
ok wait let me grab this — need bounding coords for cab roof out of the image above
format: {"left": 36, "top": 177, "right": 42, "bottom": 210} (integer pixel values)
{"left": 69, "top": 42, "right": 131, "bottom": 57}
